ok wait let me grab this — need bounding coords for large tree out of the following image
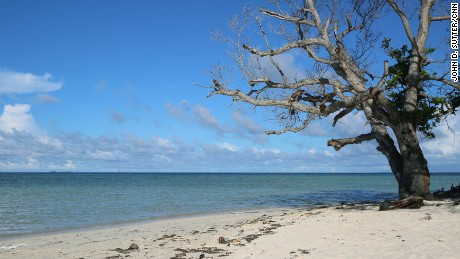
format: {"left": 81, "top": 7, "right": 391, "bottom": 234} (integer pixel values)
{"left": 204, "top": 0, "right": 458, "bottom": 199}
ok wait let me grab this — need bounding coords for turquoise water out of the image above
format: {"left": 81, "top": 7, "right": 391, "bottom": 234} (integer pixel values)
{"left": 0, "top": 173, "right": 459, "bottom": 239}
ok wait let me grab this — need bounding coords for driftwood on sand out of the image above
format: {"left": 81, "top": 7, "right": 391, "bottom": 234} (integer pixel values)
{"left": 379, "top": 196, "right": 424, "bottom": 211}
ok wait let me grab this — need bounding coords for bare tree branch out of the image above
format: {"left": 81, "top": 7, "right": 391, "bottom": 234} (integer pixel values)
{"left": 305, "top": 0, "right": 322, "bottom": 27}
{"left": 210, "top": 79, "right": 367, "bottom": 116}
{"left": 210, "top": 79, "right": 320, "bottom": 114}
{"left": 431, "top": 15, "right": 450, "bottom": 22}
{"left": 426, "top": 75, "right": 460, "bottom": 90}
{"left": 373, "top": 61, "right": 389, "bottom": 93}
{"left": 248, "top": 77, "right": 350, "bottom": 91}
{"left": 332, "top": 107, "right": 354, "bottom": 127}
{"left": 327, "top": 133, "right": 375, "bottom": 151}
{"left": 265, "top": 113, "right": 316, "bottom": 135}
{"left": 260, "top": 7, "right": 315, "bottom": 26}
{"left": 255, "top": 16, "right": 288, "bottom": 84}
{"left": 386, "top": 0, "right": 416, "bottom": 45}
{"left": 305, "top": 46, "right": 334, "bottom": 65}
{"left": 243, "top": 38, "right": 326, "bottom": 57}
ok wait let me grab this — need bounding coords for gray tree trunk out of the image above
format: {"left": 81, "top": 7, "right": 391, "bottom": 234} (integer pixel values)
{"left": 396, "top": 123, "right": 431, "bottom": 199}
{"left": 390, "top": 0, "right": 433, "bottom": 200}
{"left": 373, "top": 116, "right": 431, "bottom": 200}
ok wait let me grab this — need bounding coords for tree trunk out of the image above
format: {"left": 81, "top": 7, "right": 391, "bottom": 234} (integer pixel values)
{"left": 398, "top": 149, "right": 431, "bottom": 199}
{"left": 369, "top": 108, "right": 430, "bottom": 200}
{"left": 395, "top": 31, "right": 431, "bottom": 199}
{"left": 396, "top": 122, "right": 431, "bottom": 200}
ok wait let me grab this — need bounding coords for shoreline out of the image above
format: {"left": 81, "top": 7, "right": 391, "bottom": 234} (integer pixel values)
{"left": 0, "top": 205, "right": 290, "bottom": 242}
{"left": 2, "top": 200, "right": 459, "bottom": 258}
{"left": 0, "top": 199, "right": 375, "bottom": 242}
{"left": 0, "top": 201, "right": 374, "bottom": 242}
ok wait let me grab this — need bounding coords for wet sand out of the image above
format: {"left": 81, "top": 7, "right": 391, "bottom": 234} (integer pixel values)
{"left": 1, "top": 200, "right": 460, "bottom": 258}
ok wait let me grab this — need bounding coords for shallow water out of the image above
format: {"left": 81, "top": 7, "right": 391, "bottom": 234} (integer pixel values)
{"left": 0, "top": 172, "right": 458, "bottom": 238}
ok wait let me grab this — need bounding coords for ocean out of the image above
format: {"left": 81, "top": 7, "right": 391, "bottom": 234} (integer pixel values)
{"left": 1, "top": 172, "right": 459, "bottom": 239}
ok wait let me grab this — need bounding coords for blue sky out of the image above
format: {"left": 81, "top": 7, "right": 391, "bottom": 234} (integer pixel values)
{"left": 0, "top": 0, "right": 457, "bottom": 172}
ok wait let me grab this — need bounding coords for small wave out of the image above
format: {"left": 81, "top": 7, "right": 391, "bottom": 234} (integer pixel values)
{"left": 0, "top": 244, "right": 27, "bottom": 250}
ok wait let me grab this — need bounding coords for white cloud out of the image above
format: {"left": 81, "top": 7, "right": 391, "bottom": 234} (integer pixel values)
{"left": 94, "top": 79, "right": 108, "bottom": 92}
{"left": 232, "top": 110, "right": 268, "bottom": 144}
{"left": 0, "top": 104, "right": 38, "bottom": 133}
{"left": 301, "top": 122, "right": 330, "bottom": 136}
{"left": 0, "top": 101, "right": 456, "bottom": 173}
{"left": 36, "top": 93, "right": 59, "bottom": 104}
{"left": 422, "top": 116, "right": 460, "bottom": 157}
{"left": 165, "top": 99, "right": 190, "bottom": 121}
{"left": 271, "top": 148, "right": 281, "bottom": 154}
{"left": 0, "top": 157, "right": 75, "bottom": 172}
{"left": 48, "top": 160, "right": 76, "bottom": 171}
{"left": 86, "top": 150, "right": 124, "bottom": 161}
{"left": 153, "top": 136, "right": 173, "bottom": 148}
{"left": 248, "top": 146, "right": 265, "bottom": 155}
{"left": 193, "top": 104, "right": 226, "bottom": 135}
{"left": 0, "top": 126, "right": 446, "bottom": 172}
{"left": 155, "top": 154, "right": 173, "bottom": 163}
{"left": 0, "top": 157, "right": 39, "bottom": 170}
{"left": 232, "top": 111, "right": 262, "bottom": 133}
{"left": 37, "top": 134, "right": 63, "bottom": 149}
{"left": 218, "top": 142, "right": 239, "bottom": 152}
{"left": 0, "top": 70, "right": 63, "bottom": 94}
{"left": 109, "top": 110, "right": 125, "bottom": 124}
{"left": 324, "top": 150, "right": 334, "bottom": 157}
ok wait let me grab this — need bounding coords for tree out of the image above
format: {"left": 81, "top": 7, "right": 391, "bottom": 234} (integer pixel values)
{"left": 203, "top": 0, "right": 458, "bottom": 199}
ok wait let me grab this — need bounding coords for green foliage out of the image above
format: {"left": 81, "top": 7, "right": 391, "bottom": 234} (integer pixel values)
{"left": 382, "top": 38, "right": 459, "bottom": 139}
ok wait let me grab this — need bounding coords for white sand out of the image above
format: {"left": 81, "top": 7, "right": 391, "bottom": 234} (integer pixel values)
{"left": 1, "top": 201, "right": 460, "bottom": 259}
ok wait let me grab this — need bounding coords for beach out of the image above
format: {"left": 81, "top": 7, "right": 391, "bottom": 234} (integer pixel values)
{"left": 1, "top": 200, "right": 459, "bottom": 259}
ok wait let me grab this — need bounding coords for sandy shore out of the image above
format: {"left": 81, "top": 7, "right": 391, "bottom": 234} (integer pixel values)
{"left": 1, "top": 201, "right": 460, "bottom": 259}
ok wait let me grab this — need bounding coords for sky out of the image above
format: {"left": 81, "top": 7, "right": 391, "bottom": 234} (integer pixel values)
{"left": 0, "top": 0, "right": 457, "bottom": 173}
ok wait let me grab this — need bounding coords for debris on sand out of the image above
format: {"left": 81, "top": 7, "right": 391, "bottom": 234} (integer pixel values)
{"left": 112, "top": 243, "right": 139, "bottom": 254}
{"left": 218, "top": 237, "right": 227, "bottom": 244}
{"left": 379, "top": 196, "right": 424, "bottom": 211}
{"left": 173, "top": 247, "right": 230, "bottom": 258}
{"left": 434, "top": 184, "right": 460, "bottom": 199}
